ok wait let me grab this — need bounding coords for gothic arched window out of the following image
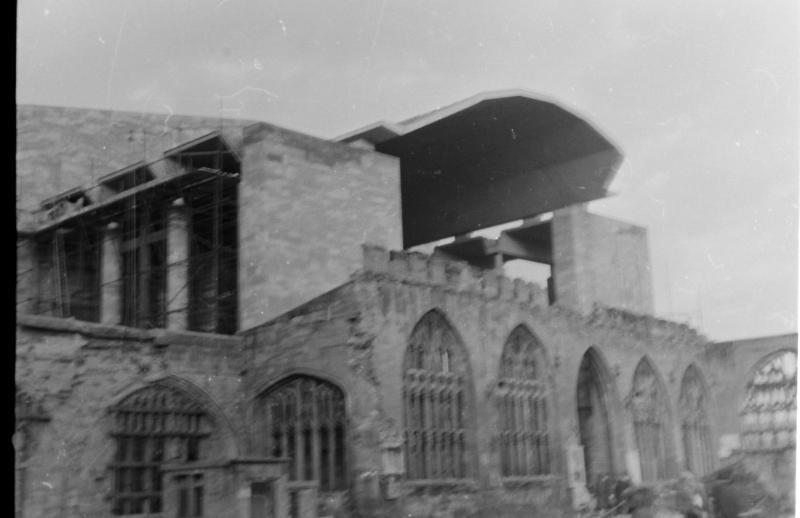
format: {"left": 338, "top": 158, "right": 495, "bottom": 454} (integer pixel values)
{"left": 497, "top": 325, "right": 550, "bottom": 477}
{"left": 629, "top": 358, "right": 670, "bottom": 482}
{"left": 679, "top": 365, "right": 713, "bottom": 476}
{"left": 257, "top": 376, "right": 347, "bottom": 491}
{"left": 403, "top": 310, "right": 473, "bottom": 481}
{"left": 741, "top": 350, "right": 796, "bottom": 451}
{"left": 109, "top": 384, "right": 213, "bottom": 516}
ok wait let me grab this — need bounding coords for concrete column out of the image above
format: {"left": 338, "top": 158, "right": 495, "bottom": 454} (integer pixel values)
{"left": 167, "top": 197, "right": 189, "bottom": 330}
{"left": 16, "top": 237, "right": 37, "bottom": 314}
{"left": 101, "top": 222, "right": 122, "bottom": 324}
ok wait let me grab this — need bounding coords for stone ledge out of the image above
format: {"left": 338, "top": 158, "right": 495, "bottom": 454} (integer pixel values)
{"left": 17, "top": 313, "right": 242, "bottom": 348}
{"left": 151, "top": 328, "right": 241, "bottom": 348}
{"left": 16, "top": 313, "right": 152, "bottom": 340}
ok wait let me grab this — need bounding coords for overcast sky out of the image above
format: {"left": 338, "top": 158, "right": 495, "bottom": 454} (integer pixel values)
{"left": 17, "top": 0, "right": 798, "bottom": 342}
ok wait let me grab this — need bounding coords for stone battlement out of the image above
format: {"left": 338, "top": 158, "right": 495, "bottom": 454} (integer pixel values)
{"left": 361, "top": 244, "right": 550, "bottom": 308}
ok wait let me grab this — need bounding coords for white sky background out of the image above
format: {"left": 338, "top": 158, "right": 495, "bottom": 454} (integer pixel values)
{"left": 17, "top": 0, "right": 798, "bottom": 342}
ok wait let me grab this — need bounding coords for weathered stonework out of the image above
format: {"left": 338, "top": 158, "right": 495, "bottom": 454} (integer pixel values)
{"left": 16, "top": 102, "right": 795, "bottom": 518}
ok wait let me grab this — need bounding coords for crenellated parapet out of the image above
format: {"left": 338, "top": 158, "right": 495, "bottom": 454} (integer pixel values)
{"left": 360, "top": 244, "right": 549, "bottom": 308}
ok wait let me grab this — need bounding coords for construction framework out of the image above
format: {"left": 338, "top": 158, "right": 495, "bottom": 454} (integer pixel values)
{"left": 25, "top": 133, "right": 240, "bottom": 335}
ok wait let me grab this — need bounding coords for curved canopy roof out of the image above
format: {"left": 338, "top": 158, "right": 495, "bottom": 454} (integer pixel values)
{"left": 340, "top": 90, "right": 624, "bottom": 248}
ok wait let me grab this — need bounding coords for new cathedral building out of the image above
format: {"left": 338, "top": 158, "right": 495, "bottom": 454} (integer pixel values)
{"left": 15, "top": 91, "right": 796, "bottom": 517}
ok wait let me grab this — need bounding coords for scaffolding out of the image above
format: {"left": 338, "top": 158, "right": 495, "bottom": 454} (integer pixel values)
{"left": 27, "top": 132, "right": 240, "bottom": 335}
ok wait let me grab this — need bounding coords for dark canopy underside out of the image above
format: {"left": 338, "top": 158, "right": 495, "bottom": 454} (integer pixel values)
{"left": 341, "top": 93, "right": 623, "bottom": 248}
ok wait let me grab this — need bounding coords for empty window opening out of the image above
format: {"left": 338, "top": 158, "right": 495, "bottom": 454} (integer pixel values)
{"left": 576, "top": 349, "right": 615, "bottom": 488}
{"left": 679, "top": 365, "right": 713, "bottom": 476}
{"left": 25, "top": 135, "right": 240, "bottom": 335}
{"left": 186, "top": 175, "right": 238, "bottom": 334}
{"left": 257, "top": 376, "right": 347, "bottom": 492}
{"left": 403, "top": 310, "right": 473, "bottom": 482}
{"left": 629, "top": 359, "right": 670, "bottom": 482}
{"left": 36, "top": 220, "right": 102, "bottom": 321}
{"left": 121, "top": 192, "right": 168, "bottom": 328}
{"left": 497, "top": 325, "right": 551, "bottom": 477}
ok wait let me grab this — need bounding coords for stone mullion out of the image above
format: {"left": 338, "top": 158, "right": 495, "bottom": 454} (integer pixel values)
{"left": 514, "top": 387, "right": 527, "bottom": 475}
{"left": 403, "top": 384, "right": 414, "bottom": 480}
{"left": 519, "top": 390, "right": 529, "bottom": 476}
{"left": 430, "top": 383, "right": 440, "bottom": 479}
{"left": 311, "top": 383, "right": 321, "bottom": 484}
{"left": 295, "top": 383, "right": 305, "bottom": 481}
{"left": 498, "top": 392, "right": 507, "bottom": 476}
{"left": 263, "top": 401, "right": 272, "bottom": 457}
{"left": 281, "top": 394, "right": 290, "bottom": 477}
{"left": 424, "top": 374, "right": 434, "bottom": 479}
{"left": 449, "top": 384, "right": 459, "bottom": 478}
{"left": 406, "top": 384, "right": 417, "bottom": 480}
{"left": 529, "top": 393, "right": 538, "bottom": 475}
{"left": 541, "top": 387, "right": 549, "bottom": 473}
{"left": 515, "top": 390, "right": 524, "bottom": 475}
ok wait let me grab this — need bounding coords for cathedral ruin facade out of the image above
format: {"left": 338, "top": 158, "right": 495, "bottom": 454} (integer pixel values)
{"left": 16, "top": 92, "right": 795, "bottom": 517}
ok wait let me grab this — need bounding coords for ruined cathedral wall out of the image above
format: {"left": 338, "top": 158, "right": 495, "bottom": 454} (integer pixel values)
{"left": 15, "top": 315, "right": 244, "bottom": 518}
{"left": 349, "top": 246, "right": 712, "bottom": 517}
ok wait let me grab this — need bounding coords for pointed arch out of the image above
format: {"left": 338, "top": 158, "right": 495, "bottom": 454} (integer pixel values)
{"left": 679, "top": 364, "right": 713, "bottom": 475}
{"left": 576, "top": 347, "right": 617, "bottom": 487}
{"left": 629, "top": 356, "right": 671, "bottom": 482}
{"left": 107, "top": 381, "right": 217, "bottom": 515}
{"left": 741, "top": 349, "right": 796, "bottom": 451}
{"left": 403, "top": 308, "right": 474, "bottom": 481}
{"left": 496, "top": 325, "right": 551, "bottom": 476}
{"left": 255, "top": 374, "right": 347, "bottom": 492}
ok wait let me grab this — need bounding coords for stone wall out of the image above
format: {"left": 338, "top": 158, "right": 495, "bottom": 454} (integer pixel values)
{"left": 701, "top": 333, "right": 797, "bottom": 459}
{"left": 16, "top": 104, "right": 254, "bottom": 230}
{"left": 242, "top": 245, "right": 713, "bottom": 518}
{"left": 551, "top": 204, "right": 654, "bottom": 316}
{"left": 238, "top": 123, "right": 401, "bottom": 329}
{"left": 15, "top": 314, "right": 244, "bottom": 518}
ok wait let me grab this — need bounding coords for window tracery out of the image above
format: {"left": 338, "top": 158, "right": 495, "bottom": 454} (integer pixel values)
{"left": 741, "top": 350, "right": 796, "bottom": 451}
{"left": 257, "top": 376, "right": 347, "bottom": 491}
{"left": 496, "top": 326, "right": 550, "bottom": 477}
{"left": 679, "top": 365, "right": 713, "bottom": 475}
{"left": 403, "top": 310, "right": 472, "bottom": 482}
{"left": 109, "top": 384, "right": 212, "bottom": 515}
{"left": 629, "top": 359, "right": 670, "bottom": 481}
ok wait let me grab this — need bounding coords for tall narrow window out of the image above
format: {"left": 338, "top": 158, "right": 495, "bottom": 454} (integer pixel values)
{"left": 109, "top": 384, "right": 212, "bottom": 515}
{"left": 497, "top": 325, "right": 550, "bottom": 477}
{"left": 403, "top": 310, "right": 473, "bottom": 481}
{"left": 741, "top": 350, "right": 796, "bottom": 451}
{"left": 629, "top": 358, "right": 670, "bottom": 482}
{"left": 679, "top": 365, "right": 713, "bottom": 476}
{"left": 576, "top": 348, "right": 615, "bottom": 487}
{"left": 120, "top": 193, "right": 168, "bottom": 328}
{"left": 257, "top": 376, "right": 347, "bottom": 491}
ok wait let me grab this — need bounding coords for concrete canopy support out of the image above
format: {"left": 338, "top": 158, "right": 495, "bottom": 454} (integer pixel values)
{"left": 16, "top": 237, "right": 37, "bottom": 314}
{"left": 167, "top": 198, "right": 189, "bottom": 330}
{"left": 101, "top": 222, "right": 123, "bottom": 324}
